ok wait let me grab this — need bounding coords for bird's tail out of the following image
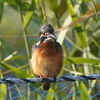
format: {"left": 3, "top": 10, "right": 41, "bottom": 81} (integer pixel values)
{"left": 42, "top": 82, "right": 50, "bottom": 90}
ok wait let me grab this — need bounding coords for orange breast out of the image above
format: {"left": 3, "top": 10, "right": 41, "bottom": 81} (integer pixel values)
{"left": 30, "top": 42, "right": 63, "bottom": 78}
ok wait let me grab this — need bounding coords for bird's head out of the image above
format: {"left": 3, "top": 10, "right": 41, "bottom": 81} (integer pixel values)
{"left": 39, "top": 24, "right": 57, "bottom": 44}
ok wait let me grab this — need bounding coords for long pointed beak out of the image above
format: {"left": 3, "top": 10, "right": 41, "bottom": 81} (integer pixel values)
{"left": 44, "top": 34, "right": 57, "bottom": 43}
{"left": 46, "top": 34, "right": 57, "bottom": 40}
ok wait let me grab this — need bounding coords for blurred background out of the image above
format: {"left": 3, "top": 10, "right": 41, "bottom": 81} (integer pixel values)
{"left": 0, "top": 0, "right": 100, "bottom": 100}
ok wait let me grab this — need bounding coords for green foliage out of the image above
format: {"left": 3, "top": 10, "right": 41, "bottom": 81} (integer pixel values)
{"left": 23, "top": 0, "right": 39, "bottom": 28}
{"left": 0, "top": 0, "right": 4, "bottom": 22}
{"left": 0, "top": 71, "right": 7, "bottom": 100}
{"left": 64, "top": 57, "right": 100, "bottom": 64}
{"left": 67, "top": 0, "right": 87, "bottom": 48}
{"left": 0, "top": 0, "right": 100, "bottom": 99}
{"left": 0, "top": 62, "right": 32, "bottom": 78}
{"left": 77, "top": 81, "right": 92, "bottom": 100}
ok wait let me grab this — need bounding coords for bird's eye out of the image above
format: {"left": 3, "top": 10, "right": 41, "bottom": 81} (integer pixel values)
{"left": 43, "top": 32, "right": 45, "bottom": 35}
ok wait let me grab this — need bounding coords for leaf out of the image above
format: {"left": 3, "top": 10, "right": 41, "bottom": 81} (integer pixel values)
{"left": 23, "top": 11, "right": 34, "bottom": 28}
{"left": 5, "top": 0, "right": 16, "bottom": 5}
{"left": 0, "top": 71, "right": 7, "bottom": 100}
{"left": 67, "top": 0, "right": 87, "bottom": 48}
{"left": 0, "top": 0, "right": 4, "bottom": 22}
{"left": 5, "top": 0, "right": 30, "bottom": 11}
{"left": 0, "top": 62, "right": 42, "bottom": 89}
{"left": 55, "top": 5, "right": 100, "bottom": 31}
{"left": 54, "top": 0, "right": 67, "bottom": 18}
{"left": 62, "top": 68, "right": 83, "bottom": 75}
{"left": 57, "top": 0, "right": 80, "bottom": 45}
{"left": 2, "top": 51, "right": 17, "bottom": 62}
{"left": 77, "top": 82, "right": 92, "bottom": 100}
{"left": 64, "top": 57, "right": 100, "bottom": 64}
{"left": 23, "top": 0, "right": 39, "bottom": 28}
{"left": 57, "top": 14, "right": 72, "bottom": 45}
{"left": 3, "top": 55, "right": 27, "bottom": 62}
{"left": 45, "top": 88, "right": 55, "bottom": 100}
{"left": 0, "top": 38, "right": 13, "bottom": 54}
{"left": 0, "top": 38, "right": 23, "bottom": 65}
{"left": 0, "top": 84, "right": 6, "bottom": 100}
{"left": 2, "top": 64, "right": 29, "bottom": 75}
{"left": 15, "top": 0, "right": 30, "bottom": 11}
{"left": 49, "top": 0, "right": 57, "bottom": 12}
{"left": 0, "top": 62, "right": 33, "bottom": 78}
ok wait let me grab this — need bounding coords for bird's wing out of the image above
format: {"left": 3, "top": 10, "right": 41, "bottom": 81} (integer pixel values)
{"left": 31, "top": 44, "right": 37, "bottom": 54}
{"left": 31, "top": 40, "right": 41, "bottom": 54}
{"left": 56, "top": 42, "right": 62, "bottom": 50}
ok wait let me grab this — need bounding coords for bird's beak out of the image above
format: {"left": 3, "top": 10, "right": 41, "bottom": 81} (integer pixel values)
{"left": 44, "top": 34, "right": 57, "bottom": 43}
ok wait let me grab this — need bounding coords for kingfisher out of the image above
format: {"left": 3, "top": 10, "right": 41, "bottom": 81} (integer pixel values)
{"left": 30, "top": 24, "right": 63, "bottom": 90}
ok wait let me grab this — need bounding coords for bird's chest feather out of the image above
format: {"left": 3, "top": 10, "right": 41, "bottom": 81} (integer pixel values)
{"left": 38, "top": 42, "right": 57, "bottom": 56}
{"left": 31, "top": 42, "right": 63, "bottom": 77}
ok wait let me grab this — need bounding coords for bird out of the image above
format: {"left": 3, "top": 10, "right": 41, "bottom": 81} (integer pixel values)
{"left": 30, "top": 24, "right": 63, "bottom": 90}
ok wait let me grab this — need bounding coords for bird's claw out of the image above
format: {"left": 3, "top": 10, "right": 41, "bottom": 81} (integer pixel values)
{"left": 40, "top": 76, "right": 44, "bottom": 83}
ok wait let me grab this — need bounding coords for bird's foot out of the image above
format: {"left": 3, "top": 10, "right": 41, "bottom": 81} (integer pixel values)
{"left": 40, "top": 76, "right": 44, "bottom": 83}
